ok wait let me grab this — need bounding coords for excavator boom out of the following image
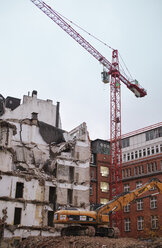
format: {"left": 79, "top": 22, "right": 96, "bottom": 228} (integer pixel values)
{"left": 54, "top": 178, "right": 162, "bottom": 237}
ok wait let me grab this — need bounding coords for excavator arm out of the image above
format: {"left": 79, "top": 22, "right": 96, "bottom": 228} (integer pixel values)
{"left": 96, "top": 178, "right": 162, "bottom": 221}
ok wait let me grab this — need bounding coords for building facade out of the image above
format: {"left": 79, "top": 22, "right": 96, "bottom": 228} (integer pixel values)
{"left": 90, "top": 139, "right": 110, "bottom": 206}
{"left": 90, "top": 123, "right": 162, "bottom": 238}
{"left": 121, "top": 122, "right": 162, "bottom": 238}
{"left": 0, "top": 91, "right": 90, "bottom": 239}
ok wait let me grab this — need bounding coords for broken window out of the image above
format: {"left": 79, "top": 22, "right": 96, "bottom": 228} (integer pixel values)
{"left": 48, "top": 211, "right": 54, "bottom": 227}
{"left": 49, "top": 187, "right": 56, "bottom": 204}
{"left": 14, "top": 208, "right": 22, "bottom": 225}
{"left": 67, "top": 189, "right": 73, "bottom": 204}
{"left": 15, "top": 182, "right": 24, "bottom": 198}
{"left": 69, "top": 166, "right": 74, "bottom": 182}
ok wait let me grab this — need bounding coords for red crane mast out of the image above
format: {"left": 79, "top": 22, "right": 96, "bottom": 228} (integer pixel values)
{"left": 30, "top": 0, "right": 147, "bottom": 228}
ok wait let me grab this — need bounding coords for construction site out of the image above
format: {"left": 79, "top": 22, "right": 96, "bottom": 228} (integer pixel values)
{"left": 0, "top": 0, "right": 162, "bottom": 247}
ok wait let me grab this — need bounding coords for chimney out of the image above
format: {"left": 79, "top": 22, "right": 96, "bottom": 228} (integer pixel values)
{"left": 32, "top": 90, "right": 37, "bottom": 98}
{"left": 55, "top": 102, "right": 60, "bottom": 128}
{"left": 31, "top": 112, "right": 38, "bottom": 120}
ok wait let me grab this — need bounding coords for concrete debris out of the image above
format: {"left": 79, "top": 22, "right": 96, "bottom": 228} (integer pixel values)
{"left": 1, "top": 236, "right": 160, "bottom": 248}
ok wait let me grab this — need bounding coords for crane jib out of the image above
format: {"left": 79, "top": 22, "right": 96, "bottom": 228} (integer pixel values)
{"left": 30, "top": 0, "right": 147, "bottom": 98}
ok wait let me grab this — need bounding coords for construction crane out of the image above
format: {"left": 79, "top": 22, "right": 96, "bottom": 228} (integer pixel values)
{"left": 30, "top": 0, "right": 147, "bottom": 228}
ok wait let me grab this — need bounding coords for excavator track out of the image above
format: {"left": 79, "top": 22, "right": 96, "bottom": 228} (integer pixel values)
{"left": 61, "top": 225, "right": 119, "bottom": 238}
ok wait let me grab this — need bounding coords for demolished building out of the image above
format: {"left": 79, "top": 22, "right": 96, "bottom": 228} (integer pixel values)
{"left": 0, "top": 91, "right": 90, "bottom": 238}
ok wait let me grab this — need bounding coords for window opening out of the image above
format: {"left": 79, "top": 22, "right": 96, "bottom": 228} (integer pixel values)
{"left": 14, "top": 208, "right": 22, "bottom": 225}
{"left": 69, "top": 166, "right": 74, "bottom": 182}
{"left": 67, "top": 189, "right": 73, "bottom": 204}
{"left": 49, "top": 187, "right": 56, "bottom": 203}
{"left": 48, "top": 211, "right": 54, "bottom": 227}
{"left": 15, "top": 182, "right": 24, "bottom": 198}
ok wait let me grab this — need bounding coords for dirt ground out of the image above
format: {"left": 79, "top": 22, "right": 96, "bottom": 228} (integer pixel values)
{"left": 14, "top": 236, "right": 162, "bottom": 248}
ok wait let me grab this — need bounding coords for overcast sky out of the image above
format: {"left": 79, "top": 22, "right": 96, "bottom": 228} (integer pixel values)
{"left": 0, "top": 0, "right": 162, "bottom": 140}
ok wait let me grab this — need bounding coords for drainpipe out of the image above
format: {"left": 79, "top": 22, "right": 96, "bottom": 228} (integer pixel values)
{"left": 55, "top": 102, "right": 60, "bottom": 128}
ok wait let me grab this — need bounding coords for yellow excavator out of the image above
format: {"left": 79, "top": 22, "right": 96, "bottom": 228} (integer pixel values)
{"left": 54, "top": 178, "right": 162, "bottom": 237}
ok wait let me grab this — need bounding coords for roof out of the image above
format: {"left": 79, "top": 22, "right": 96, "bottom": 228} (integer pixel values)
{"left": 121, "top": 122, "right": 162, "bottom": 139}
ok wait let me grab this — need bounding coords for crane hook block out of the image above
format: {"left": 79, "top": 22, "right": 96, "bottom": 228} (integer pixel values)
{"left": 101, "top": 71, "right": 110, "bottom": 84}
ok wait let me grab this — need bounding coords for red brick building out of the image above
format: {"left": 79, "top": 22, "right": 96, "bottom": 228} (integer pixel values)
{"left": 121, "top": 122, "right": 162, "bottom": 238}
{"left": 90, "top": 123, "right": 162, "bottom": 238}
{"left": 90, "top": 139, "right": 110, "bottom": 206}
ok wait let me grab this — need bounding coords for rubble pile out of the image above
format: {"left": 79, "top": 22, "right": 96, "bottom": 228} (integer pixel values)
{"left": 16, "top": 236, "right": 162, "bottom": 248}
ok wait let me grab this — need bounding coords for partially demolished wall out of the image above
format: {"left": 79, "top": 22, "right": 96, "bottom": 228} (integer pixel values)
{"left": 0, "top": 94, "right": 90, "bottom": 238}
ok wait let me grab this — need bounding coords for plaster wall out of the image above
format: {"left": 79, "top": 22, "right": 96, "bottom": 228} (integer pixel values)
{"left": 0, "top": 151, "right": 13, "bottom": 172}
{"left": 2, "top": 94, "right": 62, "bottom": 128}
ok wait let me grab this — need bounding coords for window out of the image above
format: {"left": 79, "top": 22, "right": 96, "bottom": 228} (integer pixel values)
{"left": 48, "top": 211, "right": 54, "bottom": 227}
{"left": 100, "top": 198, "right": 109, "bottom": 204}
{"left": 137, "top": 199, "right": 143, "bottom": 211}
{"left": 15, "top": 182, "right": 24, "bottom": 198}
{"left": 154, "top": 162, "right": 157, "bottom": 171}
{"left": 90, "top": 184, "right": 93, "bottom": 195}
{"left": 156, "top": 145, "right": 159, "bottom": 153}
{"left": 124, "top": 218, "right": 131, "bottom": 232}
{"left": 146, "top": 127, "right": 162, "bottom": 141}
{"left": 124, "top": 184, "right": 130, "bottom": 192}
{"left": 100, "top": 182, "right": 109, "bottom": 192}
{"left": 91, "top": 169, "right": 95, "bottom": 179}
{"left": 128, "top": 168, "right": 131, "bottom": 177}
{"left": 69, "top": 166, "right": 74, "bottom": 182}
{"left": 160, "top": 144, "right": 162, "bottom": 153}
{"left": 126, "top": 169, "right": 128, "bottom": 177}
{"left": 149, "top": 186, "right": 156, "bottom": 191}
{"left": 143, "top": 149, "right": 146, "bottom": 157}
{"left": 91, "top": 154, "right": 96, "bottom": 164}
{"left": 134, "top": 167, "right": 137, "bottom": 176}
{"left": 151, "top": 147, "right": 155, "bottom": 155}
{"left": 136, "top": 181, "right": 142, "bottom": 189}
{"left": 127, "top": 153, "right": 130, "bottom": 161}
{"left": 151, "top": 216, "right": 158, "bottom": 229}
{"left": 141, "top": 165, "right": 144, "bottom": 174}
{"left": 150, "top": 196, "right": 157, "bottom": 209}
{"left": 147, "top": 163, "right": 151, "bottom": 173}
{"left": 14, "top": 208, "right": 22, "bottom": 225}
{"left": 67, "top": 189, "right": 73, "bottom": 204}
{"left": 49, "top": 187, "right": 56, "bottom": 203}
{"left": 124, "top": 203, "right": 130, "bottom": 213}
{"left": 123, "top": 154, "right": 126, "bottom": 162}
{"left": 139, "top": 150, "right": 142, "bottom": 158}
{"left": 135, "top": 151, "right": 138, "bottom": 159}
{"left": 100, "top": 166, "right": 109, "bottom": 177}
{"left": 131, "top": 152, "right": 134, "bottom": 160}
{"left": 137, "top": 216, "right": 144, "bottom": 230}
{"left": 147, "top": 147, "right": 150, "bottom": 156}
{"left": 151, "top": 162, "right": 154, "bottom": 172}
{"left": 122, "top": 169, "right": 125, "bottom": 178}
{"left": 122, "top": 138, "right": 130, "bottom": 148}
